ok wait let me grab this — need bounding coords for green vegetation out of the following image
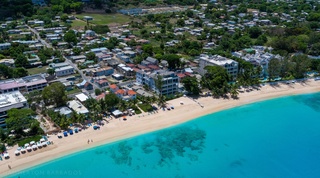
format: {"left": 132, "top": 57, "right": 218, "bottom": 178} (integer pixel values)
{"left": 17, "top": 135, "right": 42, "bottom": 147}
{"left": 27, "top": 65, "right": 48, "bottom": 75}
{"left": 66, "top": 87, "right": 82, "bottom": 95}
{"left": 42, "top": 82, "right": 68, "bottom": 107}
{"left": 75, "top": 13, "right": 131, "bottom": 25}
{"left": 70, "top": 20, "right": 87, "bottom": 29}
{"left": 138, "top": 103, "right": 153, "bottom": 112}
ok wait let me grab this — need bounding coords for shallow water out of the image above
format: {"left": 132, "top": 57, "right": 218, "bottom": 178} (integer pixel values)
{"left": 7, "top": 93, "right": 320, "bottom": 178}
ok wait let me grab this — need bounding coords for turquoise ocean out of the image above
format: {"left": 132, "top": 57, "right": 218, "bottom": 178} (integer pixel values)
{"left": 7, "top": 93, "right": 320, "bottom": 178}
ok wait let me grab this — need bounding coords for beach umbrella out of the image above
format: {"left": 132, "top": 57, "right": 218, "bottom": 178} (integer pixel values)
{"left": 40, "top": 138, "right": 45, "bottom": 142}
{"left": 15, "top": 150, "right": 20, "bottom": 156}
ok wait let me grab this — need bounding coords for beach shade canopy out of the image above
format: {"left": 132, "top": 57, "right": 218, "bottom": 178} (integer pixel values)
{"left": 32, "top": 145, "right": 37, "bottom": 150}
{"left": 112, "top": 110, "right": 123, "bottom": 117}
{"left": 74, "top": 128, "right": 78, "bottom": 133}
{"left": 4, "top": 153, "right": 9, "bottom": 158}
{"left": 30, "top": 141, "right": 35, "bottom": 145}
{"left": 41, "top": 142, "right": 47, "bottom": 147}
{"left": 69, "top": 130, "right": 73, "bottom": 135}
{"left": 26, "top": 146, "right": 32, "bottom": 150}
{"left": 15, "top": 150, "right": 20, "bottom": 155}
{"left": 17, "top": 147, "right": 22, "bottom": 151}
{"left": 63, "top": 131, "right": 68, "bottom": 136}
{"left": 93, "top": 125, "right": 100, "bottom": 130}
{"left": 180, "top": 101, "right": 184, "bottom": 105}
{"left": 24, "top": 143, "right": 30, "bottom": 147}
{"left": 40, "top": 138, "right": 45, "bottom": 142}
{"left": 37, "top": 143, "right": 42, "bottom": 148}
{"left": 21, "top": 148, "right": 26, "bottom": 153}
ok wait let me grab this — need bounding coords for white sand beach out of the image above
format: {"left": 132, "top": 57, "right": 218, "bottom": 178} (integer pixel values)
{"left": 1, "top": 79, "right": 320, "bottom": 176}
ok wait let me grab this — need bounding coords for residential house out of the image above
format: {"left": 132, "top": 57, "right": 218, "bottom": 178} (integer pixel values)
{"left": 95, "top": 79, "right": 108, "bottom": 88}
{"left": 89, "top": 67, "right": 114, "bottom": 77}
{"left": 75, "top": 93, "right": 89, "bottom": 102}
{"left": 67, "top": 100, "right": 89, "bottom": 116}
{"left": 141, "top": 57, "right": 158, "bottom": 66}
{"left": 54, "top": 107, "right": 72, "bottom": 118}
{"left": 0, "top": 59, "right": 14, "bottom": 67}
{"left": 117, "top": 64, "right": 135, "bottom": 77}
{"left": 55, "top": 66, "right": 74, "bottom": 77}
{"left": 0, "top": 43, "right": 11, "bottom": 50}
{"left": 76, "top": 80, "right": 93, "bottom": 90}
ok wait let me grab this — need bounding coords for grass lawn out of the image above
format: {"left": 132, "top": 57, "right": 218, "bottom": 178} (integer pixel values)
{"left": 27, "top": 65, "right": 48, "bottom": 75}
{"left": 138, "top": 103, "right": 154, "bottom": 112}
{"left": 75, "top": 13, "right": 131, "bottom": 25}
{"left": 66, "top": 87, "right": 82, "bottom": 95}
{"left": 70, "top": 20, "right": 87, "bottom": 29}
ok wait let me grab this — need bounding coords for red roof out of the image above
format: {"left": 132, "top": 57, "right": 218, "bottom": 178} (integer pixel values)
{"left": 177, "top": 73, "right": 186, "bottom": 78}
{"left": 137, "top": 64, "right": 147, "bottom": 69}
{"left": 115, "top": 89, "right": 125, "bottom": 95}
{"left": 109, "top": 84, "right": 118, "bottom": 89}
{"left": 96, "top": 79, "right": 108, "bottom": 85}
{"left": 148, "top": 65, "right": 160, "bottom": 70}
{"left": 126, "top": 63, "right": 136, "bottom": 68}
{"left": 96, "top": 93, "right": 106, "bottom": 100}
{"left": 127, "top": 90, "right": 136, "bottom": 95}
{"left": 133, "top": 68, "right": 140, "bottom": 72}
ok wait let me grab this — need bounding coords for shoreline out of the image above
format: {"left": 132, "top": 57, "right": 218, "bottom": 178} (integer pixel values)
{"left": 1, "top": 79, "right": 320, "bottom": 177}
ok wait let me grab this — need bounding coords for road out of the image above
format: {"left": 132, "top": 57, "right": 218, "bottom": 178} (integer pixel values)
{"left": 28, "top": 25, "right": 52, "bottom": 48}
{"left": 64, "top": 56, "right": 101, "bottom": 91}
{"left": 28, "top": 25, "right": 100, "bottom": 92}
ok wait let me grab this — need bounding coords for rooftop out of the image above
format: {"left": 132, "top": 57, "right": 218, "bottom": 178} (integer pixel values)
{"left": 0, "top": 74, "right": 47, "bottom": 90}
{"left": 0, "top": 91, "right": 27, "bottom": 112}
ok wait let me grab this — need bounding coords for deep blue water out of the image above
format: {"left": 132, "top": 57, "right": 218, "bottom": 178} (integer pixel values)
{"left": 7, "top": 93, "right": 320, "bottom": 178}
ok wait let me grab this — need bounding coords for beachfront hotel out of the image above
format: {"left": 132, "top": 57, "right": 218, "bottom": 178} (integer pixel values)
{"left": 136, "top": 69, "right": 179, "bottom": 96}
{"left": 0, "top": 74, "right": 48, "bottom": 94}
{"left": 0, "top": 91, "right": 28, "bottom": 127}
{"left": 199, "top": 54, "right": 239, "bottom": 79}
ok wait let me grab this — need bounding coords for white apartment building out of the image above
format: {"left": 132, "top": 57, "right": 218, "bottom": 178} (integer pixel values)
{"left": 0, "top": 91, "right": 28, "bottom": 127}
{"left": 199, "top": 54, "right": 239, "bottom": 79}
{"left": 136, "top": 70, "right": 179, "bottom": 96}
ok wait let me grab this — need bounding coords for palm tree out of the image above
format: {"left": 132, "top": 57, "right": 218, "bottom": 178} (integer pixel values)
{"left": 117, "top": 100, "right": 128, "bottom": 111}
{"left": 157, "top": 94, "right": 167, "bottom": 108}
{"left": 230, "top": 84, "right": 239, "bottom": 99}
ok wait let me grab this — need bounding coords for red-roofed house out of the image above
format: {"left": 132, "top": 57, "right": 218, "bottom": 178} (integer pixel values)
{"left": 109, "top": 84, "right": 137, "bottom": 101}
{"left": 109, "top": 84, "right": 118, "bottom": 92}
{"left": 96, "top": 92, "right": 106, "bottom": 100}
{"left": 95, "top": 79, "right": 108, "bottom": 88}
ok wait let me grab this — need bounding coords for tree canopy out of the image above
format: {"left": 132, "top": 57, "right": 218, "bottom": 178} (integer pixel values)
{"left": 42, "top": 82, "right": 67, "bottom": 107}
